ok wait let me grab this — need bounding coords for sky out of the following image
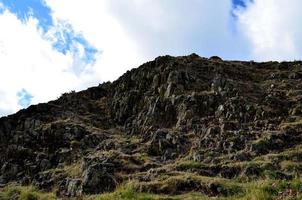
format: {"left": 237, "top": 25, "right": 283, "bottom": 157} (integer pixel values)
{"left": 0, "top": 0, "right": 302, "bottom": 116}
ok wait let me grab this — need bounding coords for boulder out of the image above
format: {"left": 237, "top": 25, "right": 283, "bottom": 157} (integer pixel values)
{"left": 81, "top": 162, "right": 117, "bottom": 194}
{"left": 148, "top": 129, "right": 188, "bottom": 160}
{"left": 66, "top": 178, "right": 82, "bottom": 197}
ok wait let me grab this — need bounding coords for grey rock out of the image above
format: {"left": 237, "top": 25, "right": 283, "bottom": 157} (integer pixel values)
{"left": 81, "top": 162, "right": 117, "bottom": 194}
{"left": 66, "top": 178, "right": 82, "bottom": 197}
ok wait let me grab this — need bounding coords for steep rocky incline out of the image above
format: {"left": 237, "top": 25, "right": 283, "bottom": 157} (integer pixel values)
{"left": 1, "top": 54, "right": 302, "bottom": 198}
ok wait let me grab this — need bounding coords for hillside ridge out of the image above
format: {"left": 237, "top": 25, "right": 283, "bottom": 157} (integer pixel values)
{"left": 1, "top": 54, "right": 302, "bottom": 199}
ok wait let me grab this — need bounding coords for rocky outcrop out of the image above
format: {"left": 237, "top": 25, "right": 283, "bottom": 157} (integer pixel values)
{"left": 0, "top": 54, "right": 302, "bottom": 198}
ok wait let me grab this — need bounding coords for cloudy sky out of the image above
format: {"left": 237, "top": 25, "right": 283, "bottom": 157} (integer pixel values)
{"left": 0, "top": 0, "right": 301, "bottom": 117}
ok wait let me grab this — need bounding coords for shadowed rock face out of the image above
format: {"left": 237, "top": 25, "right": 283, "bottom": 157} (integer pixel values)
{"left": 1, "top": 54, "right": 302, "bottom": 197}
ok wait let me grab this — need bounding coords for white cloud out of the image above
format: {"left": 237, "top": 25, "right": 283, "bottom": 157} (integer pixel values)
{"left": 0, "top": 1, "right": 144, "bottom": 116}
{"left": 45, "top": 0, "right": 143, "bottom": 81}
{"left": 107, "top": 0, "right": 234, "bottom": 57}
{"left": 45, "top": 0, "right": 249, "bottom": 79}
{"left": 107, "top": 0, "right": 253, "bottom": 60}
{"left": 0, "top": 9, "right": 89, "bottom": 115}
{"left": 235, "top": 0, "right": 302, "bottom": 61}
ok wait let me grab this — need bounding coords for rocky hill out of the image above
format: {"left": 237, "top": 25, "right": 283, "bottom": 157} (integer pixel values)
{"left": 1, "top": 54, "right": 302, "bottom": 199}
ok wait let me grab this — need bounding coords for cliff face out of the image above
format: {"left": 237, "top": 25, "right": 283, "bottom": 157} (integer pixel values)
{"left": 1, "top": 54, "right": 302, "bottom": 198}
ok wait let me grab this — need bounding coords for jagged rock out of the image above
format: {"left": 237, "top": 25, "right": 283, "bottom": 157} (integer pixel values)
{"left": 75, "top": 153, "right": 122, "bottom": 194}
{"left": 0, "top": 162, "right": 20, "bottom": 184}
{"left": 65, "top": 178, "right": 82, "bottom": 197}
{"left": 33, "top": 171, "right": 54, "bottom": 190}
{"left": 81, "top": 133, "right": 107, "bottom": 148}
{"left": 81, "top": 162, "right": 117, "bottom": 194}
{"left": 148, "top": 129, "right": 188, "bottom": 160}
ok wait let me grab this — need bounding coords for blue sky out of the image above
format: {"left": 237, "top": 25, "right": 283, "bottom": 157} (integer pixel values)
{"left": 0, "top": 0, "right": 99, "bottom": 112}
{"left": 0, "top": 0, "right": 53, "bottom": 31}
{"left": 0, "top": 0, "right": 302, "bottom": 116}
{"left": 17, "top": 89, "right": 33, "bottom": 107}
{"left": 232, "top": 0, "right": 250, "bottom": 8}
{"left": 0, "top": 0, "right": 98, "bottom": 63}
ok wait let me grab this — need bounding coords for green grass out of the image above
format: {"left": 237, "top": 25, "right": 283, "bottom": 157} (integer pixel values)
{"left": 0, "top": 185, "right": 56, "bottom": 200}
{"left": 96, "top": 183, "right": 172, "bottom": 200}
{"left": 280, "top": 161, "right": 302, "bottom": 176}
{"left": 175, "top": 160, "right": 207, "bottom": 171}
{"left": 93, "top": 179, "right": 302, "bottom": 200}
{"left": 2, "top": 179, "right": 302, "bottom": 200}
{"left": 94, "top": 181, "right": 237, "bottom": 200}
{"left": 254, "top": 144, "right": 302, "bottom": 163}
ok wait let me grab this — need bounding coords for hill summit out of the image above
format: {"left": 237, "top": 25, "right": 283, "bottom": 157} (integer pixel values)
{"left": 1, "top": 54, "right": 302, "bottom": 199}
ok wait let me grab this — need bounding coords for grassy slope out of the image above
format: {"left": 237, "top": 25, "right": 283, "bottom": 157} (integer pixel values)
{"left": 1, "top": 179, "right": 302, "bottom": 200}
